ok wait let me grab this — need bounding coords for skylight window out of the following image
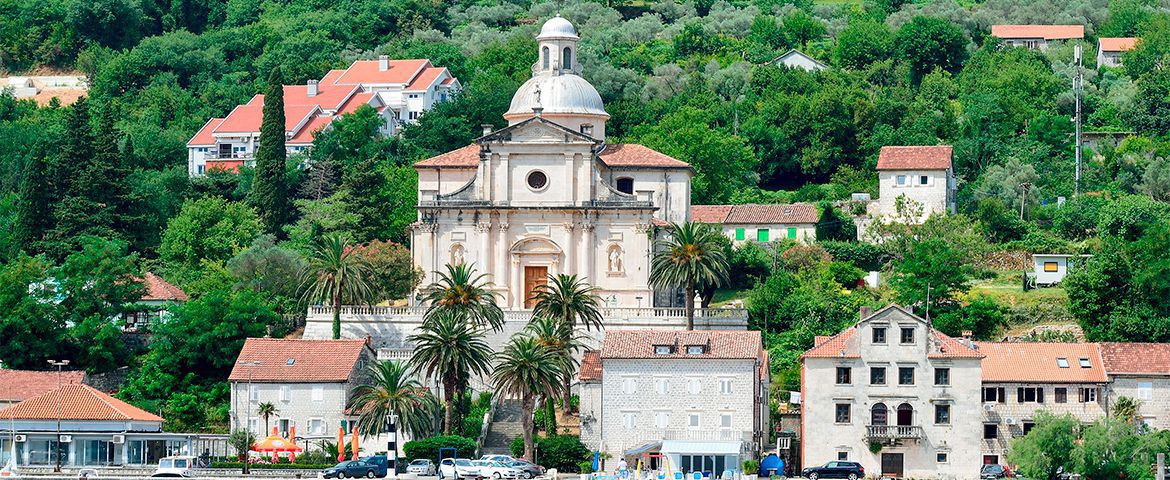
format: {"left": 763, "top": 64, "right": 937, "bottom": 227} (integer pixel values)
{"left": 654, "top": 345, "right": 673, "bottom": 355}
{"left": 287, "top": 358, "right": 295, "bottom": 365}
{"left": 1079, "top": 358, "right": 1091, "bottom": 368}
{"left": 685, "top": 345, "right": 705, "bottom": 355}
{"left": 1056, "top": 358, "right": 1069, "bottom": 368}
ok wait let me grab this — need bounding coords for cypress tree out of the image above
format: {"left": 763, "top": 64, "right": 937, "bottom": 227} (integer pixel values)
{"left": 251, "top": 67, "right": 290, "bottom": 237}
{"left": 13, "top": 153, "right": 53, "bottom": 253}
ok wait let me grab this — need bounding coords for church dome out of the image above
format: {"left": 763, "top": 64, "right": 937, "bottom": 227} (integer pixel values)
{"left": 538, "top": 15, "right": 578, "bottom": 40}
{"left": 506, "top": 74, "right": 608, "bottom": 118}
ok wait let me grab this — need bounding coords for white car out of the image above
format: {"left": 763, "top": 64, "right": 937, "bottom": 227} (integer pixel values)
{"left": 480, "top": 455, "right": 516, "bottom": 463}
{"left": 152, "top": 456, "right": 195, "bottom": 477}
{"left": 472, "top": 460, "right": 523, "bottom": 479}
{"left": 440, "top": 458, "right": 481, "bottom": 479}
{"left": 408, "top": 459, "right": 437, "bottom": 475}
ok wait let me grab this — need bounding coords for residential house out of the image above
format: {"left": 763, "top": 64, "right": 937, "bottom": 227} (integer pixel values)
{"left": 228, "top": 338, "right": 378, "bottom": 452}
{"left": 0, "top": 384, "right": 192, "bottom": 468}
{"left": 1081, "top": 131, "right": 1134, "bottom": 152}
{"left": 579, "top": 330, "right": 769, "bottom": 474}
{"left": 1030, "top": 254, "right": 1092, "bottom": 287}
{"left": 690, "top": 204, "right": 819, "bottom": 245}
{"left": 990, "top": 25, "right": 1085, "bottom": 50}
{"left": 857, "top": 146, "right": 956, "bottom": 239}
{"left": 0, "top": 369, "right": 86, "bottom": 408}
{"left": 1097, "top": 37, "right": 1138, "bottom": 67}
{"left": 122, "top": 272, "right": 188, "bottom": 332}
{"left": 973, "top": 342, "right": 1107, "bottom": 465}
{"left": 187, "top": 57, "right": 459, "bottom": 176}
{"left": 771, "top": 50, "right": 827, "bottom": 72}
{"left": 1100, "top": 343, "right": 1170, "bottom": 430}
{"left": 800, "top": 305, "right": 984, "bottom": 479}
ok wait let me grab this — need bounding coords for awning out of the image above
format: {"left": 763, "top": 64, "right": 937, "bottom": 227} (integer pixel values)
{"left": 624, "top": 441, "right": 663, "bottom": 456}
{"left": 661, "top": 440, "right": 741, "bottom": 455}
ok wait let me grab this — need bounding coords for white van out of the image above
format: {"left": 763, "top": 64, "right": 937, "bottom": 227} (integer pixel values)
{"left": 152, "top": 456, "right": 195, "bottom": 477}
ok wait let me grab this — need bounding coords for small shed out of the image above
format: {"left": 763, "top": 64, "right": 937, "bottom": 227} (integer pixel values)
{"left": 1032, "top": 254, "right": 1091, "bottom": 286}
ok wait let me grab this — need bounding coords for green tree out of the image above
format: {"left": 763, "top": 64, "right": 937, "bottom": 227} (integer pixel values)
{"left": 833, "top": 19, "right": 893, "bottom": 70}
{"left": 650, "top": 222, "right": 730, "bottom": 330}
{"left": 257, "top": 402, "right": 278, "bottom": 433}
{"left": 525, "top": 312, "right": 588, "bottom": 415}
{"left": 492, "top": 336, "right": 565, "bottom": 461}
{"left": 894, "top": 16, "right": 968, "bottom": 82}
{"left": 54, "top": 236, "right": 146, "bottom": 372}
{"left": 300, "top": 234, "right": 377, "bottom": 340}
{"left": 0, "top": 254, "right": 65, "bottom": 369}
{"left": 1073, "top": 418, "right": 1168, "bottom": 480}
{"left": 250, "top": 67, "right": 290, "bottom": 237}
{"left": 889, "top": 238, "right": 972, "bottom": 315}
{"left": 931, "top": 295, "right": 1006, "bottom": 340}
{"left": 159, "top": 197, "right": 262, "bottom": 281}
{"left": 353, "top": 239, "right": 422, "bottom": 303}
{"left": 1008, "top": 412, "right": 1078, "bottom": 480}
{"left": 13, "top": 155, "right": 53, "bottom": 255}
{"left": 348, "top": 360, "right": 439, "bottom": 440}
{"left": 406, "top": 311, "right": 493, "bottom": 435}
{"left": 421, "top": 263, "right": 504, "bottom": 332}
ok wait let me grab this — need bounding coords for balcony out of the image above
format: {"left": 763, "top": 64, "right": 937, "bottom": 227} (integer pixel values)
{"left": 660, "top": 429, "right": 754, "bottom": 442}
{"left": 865, "top": 425, "right": 923, "bottom": 440}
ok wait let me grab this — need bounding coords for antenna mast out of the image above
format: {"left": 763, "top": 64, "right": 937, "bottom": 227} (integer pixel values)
{"left": 1074, "top": 44, "right": 1083, "bottom": 197}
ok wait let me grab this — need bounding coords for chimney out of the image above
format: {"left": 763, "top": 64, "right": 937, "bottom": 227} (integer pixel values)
{"left": 961, "top": 330, "right": 973, "bottom": 338}
{"left": 859, "top": 306, "right": 873, "bottom": 321}
{"left": 481, "top": 124, "right": 494, "bottom": 136}
{"left": 306, "top": 79, "right": 318, "bottom": 97}
{"left": 378, "top": 55, "right": 390, "bottom": 71}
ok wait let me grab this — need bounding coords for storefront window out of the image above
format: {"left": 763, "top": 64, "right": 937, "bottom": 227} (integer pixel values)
{"left": 79, "top": 439, "right": 116, "bottom": 466}
{"left": 27, "top": 439, "right": 65, "bottom": 465}
{"left": 0, "top": 439, "right": 24, "bottom": 465}
{"left": 678, "top": 455, "right": 734, "bottom": 475}
{"left": 127, "top": 439, "right": 186, "bottom": 465}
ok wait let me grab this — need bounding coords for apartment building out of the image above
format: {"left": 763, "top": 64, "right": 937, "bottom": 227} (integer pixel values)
{"left": 801, "top": 305, "right": 984, "bottom": 479}
{"left": 187, "top": 56, "right": 459, "bottom": 176}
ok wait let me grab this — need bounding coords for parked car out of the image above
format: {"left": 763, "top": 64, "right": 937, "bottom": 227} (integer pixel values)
{"left": 360, "top": 456, "right": 390, "bottom": 477}
{"left": 151, "top": 456, "right": 196, "bottom": 477}
{"left": 472, "top": 460, "right": 523, "bottom": 479}
{"left": 440, "top": 458, "right": 482, "bottom": 479}
{"left": 506, "top": 460, "right": 545, "bottom": 479}
{"left": 481, "top": 455, "right": 517, "bottom": 463}
{"left": 322, "top": 460, "right": 379, "bottom": 479}
{"left": 77, "top": 469, "right": 100, "bottom": 479}
{"left": 408, "top": 459, "right": 437, "bottom": 475}
{"left": 981, "top": 464, "right": 1014, "bottom": 479}
{"left": 801, "top": 461, "right": 864, "bottom": 480}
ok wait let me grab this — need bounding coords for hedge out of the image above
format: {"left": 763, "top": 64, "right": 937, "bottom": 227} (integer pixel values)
{"left": 403, "top": 435, "right": 478, "bottom": 462}
{"left": 210, "top": 462, "right": 335, "bottom": 469}
{"left": 509, "top": 435, "right": 589, "bottom": 473}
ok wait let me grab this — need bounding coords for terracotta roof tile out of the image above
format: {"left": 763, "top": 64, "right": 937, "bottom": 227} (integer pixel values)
{"left": 289, "top": 115, "right": 334, "bottom": 145}
{"left": 802, "top": 328, "right": 861, "bottom": 359}
{"left": 599, "top": 144, "right": 689, "bottom": 168}
{"left": 405, "top": 67, "right": 447, "bottom": 92}
{"left": 600, "top": 330, "right": 762, "bottom": 360}
{"left": 229, "top": 338, "right": 371, "bottom": 383}
{"left": 321, "top": 69, "right": 346, "bottom": 85}
{"left": 338, "top": 92, "right": 376, "bottom": 115}
{"left": 1099, "top": 37, "right": 1138, "bottom": 52}
{"left": 415, "top": 144, "right": 480, "bottom": 168}
{"left": 0, "top": 369, "right": 85, "bottom": 402}
{"left": 877, "top": 145, "right": 953, "bottom": 170}
{"left": 991, "top": 25, "right": 1085, "bottom": 40}
{"left": 580, "top": 351, "right": 601, "bottom": 381}
{"left": 187, "top": 118, "right": 224, "bottom": 146}
{"left": 137, "top": 272, "right": 187, "bottom": 302}
{"left": 284, "top": 84, "right": 361, "bottom": 112}
{"left": 1100, "top": 343, "right": 1170, "bottom": 375}
{"left": 724, "top": 203, "right": 819, "bottom": 225}
{"left": 333, "top": 59, "right": 431, "bottom": 86}
{"left": 214, "top": 96, "right": 319, "bottom": 134}
{"left": 0, "top": 384, "right": 163, "bottom": 423}
{"left": 975, "top": 342, "right": 1106, "bottom": 383}
{"left": 690, "top": 205, "right": 732, "bottom": 223}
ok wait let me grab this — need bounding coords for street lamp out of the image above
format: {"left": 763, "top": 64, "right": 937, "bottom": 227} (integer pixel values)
{"left": 237, "top": 361, "right": 261, "bottom": 475}
{"left": 47, "top": 359, "right": 69, "bottom": 473}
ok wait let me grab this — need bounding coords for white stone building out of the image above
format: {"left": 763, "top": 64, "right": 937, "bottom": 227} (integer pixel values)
{"left": 990, "top": 25, "right": 1084, "bottom": 50}
{"left": 228, "top": 338, "right": 383, "bottom": 453}
{"left": 690, "top": 204, "right": 818, "bottom": 245}
{"left": 121, "top": 272, "right": 188, "bottom": 332}
{"left": 771, "top": 50, "right": 827, "bottom": 72}
{"left": 857, "top": 146, "right": 956, "bottom": 239}
{"left": 801, "top": 305, "right": 984, "bottom": 479}
{"left": 186, "top": 57, "right": 459, "bottom": 176}
{"left": 1098, "top": 37, "right": 1138, "bottom": 67}
{"left": 579, "top": 330, "right": 769, "bottom": 474}
{"left": 1100, "top": 343, "right": 1170, "bottom": 430}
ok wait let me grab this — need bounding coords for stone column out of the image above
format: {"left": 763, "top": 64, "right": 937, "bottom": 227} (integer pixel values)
{"left": 497, "top": 217, "right": 510, "bottom": 305}
{"left": 562, "top": 221, "right": 577, "bottom": 277}
{"left": 476, "top": 221, "right": 492, "bottom": 278}
{"left": 582, "top": 222, "right": 596, "bottom": 285}
{"left": 510, "top": 256, "right": 522, "bottom": 309}
{"left": 499, "top": 153, "right": 511, "bottom": 204}
{"left": 420, "top": 223, "right": 438, "bottom": 284}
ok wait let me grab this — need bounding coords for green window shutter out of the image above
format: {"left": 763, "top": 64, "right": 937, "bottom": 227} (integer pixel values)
{"left": 757, "top": 229, "right": 769, "bottom": 242}
{"left": 735, "top": 228, "right": 745, "bottom": 241}
{"left": 787, "top": 227, "right": 797, "bottom": 239}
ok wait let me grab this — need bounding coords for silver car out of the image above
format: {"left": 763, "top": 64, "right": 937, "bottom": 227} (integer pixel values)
{"left": 408, "top": 459, "right": 437, "bottom": 475}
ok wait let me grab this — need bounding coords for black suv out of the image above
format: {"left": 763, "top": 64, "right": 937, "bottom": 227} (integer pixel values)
{"left": 802, "top": 461, "right": 865, "bottom": 480}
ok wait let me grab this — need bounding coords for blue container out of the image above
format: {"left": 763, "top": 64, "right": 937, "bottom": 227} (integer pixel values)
{"left": 760, "top": 454, "right": 783, "bottom": 477}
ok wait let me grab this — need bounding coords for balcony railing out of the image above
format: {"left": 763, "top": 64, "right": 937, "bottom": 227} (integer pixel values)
{"left": 308, "top": 305, "right": 747, "bottom": 321}
{"left": 865, "top": 425, "right": 923, "bottom": 440}
{"left": 660, "top": 429, "right": 753, "bottom": 442}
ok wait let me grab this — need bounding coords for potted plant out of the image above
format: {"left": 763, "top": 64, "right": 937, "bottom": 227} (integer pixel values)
{"left": 743, "top": 460, "right": 760, "bottom": 480}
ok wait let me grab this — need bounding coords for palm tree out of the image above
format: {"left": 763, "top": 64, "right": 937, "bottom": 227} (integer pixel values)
{"left": 649, "top": 221, "right": 730, "bottom": 330}
{"left": 407, "top": 311, "right": 494, "bottom": 434}
{"left": 525, "top": 314, "right": 585, "bottom": 415}
{"left": 348, "top": 360, "right": 441, "bottom": 443}
{"left": 422, "top": 263, "right": 504, "bottom": 331}
{"left": 257, "top": 402, "right": 278, "bottom": 434}
{"left": 530, "top": 274, "right": 601, "bottom": 414}
{"left": 300, "top": 233, "right": 377, "bottom": 339}
{"left": 492, "top": 336, "right": 565, "bottom": 461}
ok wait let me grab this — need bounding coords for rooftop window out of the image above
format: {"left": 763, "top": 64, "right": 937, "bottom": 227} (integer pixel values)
{"left": 685, "top": 345, "right": 705, "bottom": 355}
{"left": 1056, "top": 357, "right": 1069, "bottom": 368}
{"left": 654, "top": 345, "right": 673, "bottom": 355}
{"left": 1079, "top": 358, "right": 1091, "bottom": 368}
{"left": 287, "top": 358, "right": 295, "bottom": 365}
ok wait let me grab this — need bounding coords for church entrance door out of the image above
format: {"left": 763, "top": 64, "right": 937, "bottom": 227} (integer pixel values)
{"left": 524, "top": 266, "right": 549, "bottom": 309}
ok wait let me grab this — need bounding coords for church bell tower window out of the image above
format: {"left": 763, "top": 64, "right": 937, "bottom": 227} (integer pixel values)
{"left": 542, "top": 47, "right": 549, "bottom": 70}
{"left": 562, "top": 47, "right": 572, "bottom": 70}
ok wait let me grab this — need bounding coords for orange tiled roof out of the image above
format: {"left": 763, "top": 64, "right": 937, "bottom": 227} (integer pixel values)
{"left": 215, "top": 97, "right": 319, "bottom": 134}
{"left": 415, "top": 143, "right": 690, "bottom": 169}
{"left": 1100, "top": 343, "right": 1170, "bottom": 375}
{"left": 600, "top": 330, "right": 762, "bottom": 360}
{"left": 991, "top": 25, "right": 1085, "bottom": 40}
{"left": 975, "top": 342, "right": 1107, "bottom": 383}
{"left": 229, "top": 338, "right": 371, "bottom": 383}
{"left": 803, "top": 328, "right": 861, "bottom": 358}
{"left": 289, "top": 116, "right": 334, "bottom": 145}
{"left": 1099, "top": 37, "right": 1138, "bottom": 52}
{"left": 333, "top": 59, "right": 431, "bottom": 86}
{"left": 415, "top": 144, "right": 481, "bottom": 168}
{"left": 284, "top": 83, "right": 361, "bottom": 112}
{"left": 0, "top": 384, "right": 163, "bottom": 422}
{"left": 725, "top": 203, "right": 819, "bottom": 225}
{"left": 690, "top": 205, "right": 733, "bottom": 223}
{"left": 876, "top": 145, "right": 953, "bottom": 170}
{"left": 580, "top": 351, "right": 601, "bottom": 381}
{"left": 137, "top": 272, "right": 187, "bottom": 302}
{"left": 405, "top": 67, "right": 448, "bottom": 92}
{"left": 338, "top": 92, "right": 376, "bottom": 115}
{"left": 0, "top": 369, "right": 85, "bottom": 403}
{"left": 187, "top": 118, "right": 225, "bottom": 146}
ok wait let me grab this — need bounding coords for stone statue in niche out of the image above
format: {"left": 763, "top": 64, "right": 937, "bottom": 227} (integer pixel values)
{"left": 607, "top": 244, "right": 623, "bottom": 273}
{"left": 451, "top": 243, "right": 465, "bottom": 266}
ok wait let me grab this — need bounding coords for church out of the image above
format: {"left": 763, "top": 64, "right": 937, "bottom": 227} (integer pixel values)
{"left": 412, "top": 16, "right": 694, "bottom": 310}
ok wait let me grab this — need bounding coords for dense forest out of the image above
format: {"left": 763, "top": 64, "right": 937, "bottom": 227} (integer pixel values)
{"left": 2, "top": 0, "right": 1170, "bottom": 431}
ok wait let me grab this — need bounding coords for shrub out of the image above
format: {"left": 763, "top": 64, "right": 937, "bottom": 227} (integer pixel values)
{"left": 828, "top": 261, "right": 865, "bottom": 288}
{"left": 730, "top": 242, "right": 774, "bottom": 289}
{"left": 509, "top": 435, "right": 590, "bottom": 472}
{"left": 403, "top": 435, "right": 477, "bottom": 462}
{"left": 742, "top": 460, "right": 760, "bottom": 475}
{"left": 579, "top": 461, "right": 594, "bottom": 474}
{"left": 819, "top": 241, "right": 889, "bottom": 271}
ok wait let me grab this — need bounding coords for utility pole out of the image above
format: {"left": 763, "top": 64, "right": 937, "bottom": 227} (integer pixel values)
{"left": 1074, "top": 44, "right": 1084, "bottom": 197}
{"left": 47, "top": 359, "right": 69, "bottom": 473}
{"left": 1019, "top": 182, "right": 1032, "bottom": 220}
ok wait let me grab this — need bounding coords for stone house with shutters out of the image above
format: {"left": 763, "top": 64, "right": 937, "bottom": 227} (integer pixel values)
{"left": 690, "top": 204, "right": 818, "bottom": 245}
{"left": 1097, "top": 37, "right": 1138, "bottom": 67}
{"left": 857, "top": 146, "right": 956, "bottom": 240}
{"left": 228, "top": 338, "right": 380, "bottom": 452}
{"left": 990, "top": 25, "right": 1085, "bottom": 50}
{"left": 800, "top": 305, "right": 984, "bottom": 479}
{"left": 578, "top": 330, "right": 769, "bottom": 475}
{"left": 1100, "top": 343, "right": 1170, "bottom": 430}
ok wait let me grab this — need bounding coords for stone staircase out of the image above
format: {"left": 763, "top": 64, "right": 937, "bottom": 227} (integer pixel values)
{"left": 482, "top": 398, "right": 525, "bottom": 456}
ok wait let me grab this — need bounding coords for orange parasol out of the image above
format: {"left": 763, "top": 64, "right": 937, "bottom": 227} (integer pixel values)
{"left": 288, "top": 426, "right": 297, "bottom": 463}
{"left": 351, "top": 424, "right": 360, "bottom": 460}
{"left": 251, "top": 427, "right": 303, "bottom": 463}
{"left": 337, "top": 427, "right": 345, "bottom": 462}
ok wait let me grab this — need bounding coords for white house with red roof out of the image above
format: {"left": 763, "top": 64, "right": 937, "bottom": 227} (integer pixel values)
{"left": 121, "top": 272, "right": 188, "bottom": 332}
{"left": 990, "top": 25, "right": 1085, "bottom": 50}
{"left": 1097, "top": 37, "right": 1138, "bottom": 67}
{"left": 857, "top": 146, "right": 956, "bottom": 239}
{"left": 690, "top": 203, "right": 819, "bottom": 244}
{"left": 186, "top": 56, "right": 459, "bottom": 176}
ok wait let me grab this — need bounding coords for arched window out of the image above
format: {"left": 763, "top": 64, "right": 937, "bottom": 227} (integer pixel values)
{"left": 897, "top": 403, "right": 913, "bottom": 426}
{"left": 870, "top": 403, "right": 888, "bottom": 426}
{"left": 562, "top": 47, "right": 572, "bottom": 69}
{"left": 616, "top": 177, "right": 634, "bottom": 194}
{"left": 542, "top": 46, "right": 549, "bottom": 69}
